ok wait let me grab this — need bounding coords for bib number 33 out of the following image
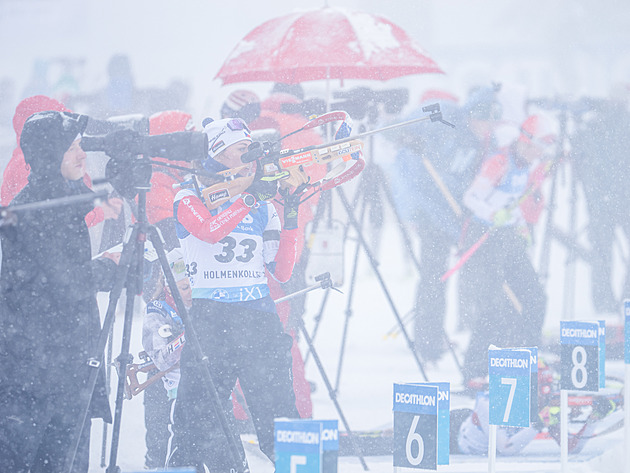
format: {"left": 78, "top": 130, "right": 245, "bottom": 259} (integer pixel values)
{"left": 215, "top": 236, "right": 257, "bottom": 263}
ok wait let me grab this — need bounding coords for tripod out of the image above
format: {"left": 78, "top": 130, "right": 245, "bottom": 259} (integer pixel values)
{"left": 64, "top": 160, "right": 249, "bottom": 473}
{"left": 275, "top": 273, "right": 368, "bottom": 470}
{"left": 332, "top": 168, "right": 431, "bottom": 386}
{"left": 533, "top": 105, "right": 624, "bottom": 321}
{"left": 298, "top": 128, "right": 429, "bottom": 391}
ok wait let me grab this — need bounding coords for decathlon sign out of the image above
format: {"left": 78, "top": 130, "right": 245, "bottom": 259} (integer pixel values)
{"left": 393, "top": 383, "right": 438, "bottom": 470}
{"left": 275, "top": 419, "right": 339, "bottom": 473}
{"left": 560, "top": 320, "right": 600, "bottom": 392}
{"left": 488, "top": 347, "right": 531, "bottom": 428}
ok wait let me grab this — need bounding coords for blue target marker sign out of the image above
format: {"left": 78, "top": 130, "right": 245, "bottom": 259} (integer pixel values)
{"left": 393, "top": 383, "right": 438, "bottom": 470}
{"left": 519, "top": 347, "right": 538, "bottom": 424}
{"left": 597, "top": 320, "right": 606, "bottom": 389}
{"left": 414, "top": 382, "right": 450, "bottom": 465}
{"left": 275, "top": 419, "right": 323, "bottom": 473}
{"left": 274, "top": 419, "right": 339, "bottom": 473}
{"left": 488, "top": 348, "right": 531, "bottom": 428}
{"left": 560, "top": 320, "right": 599, "bottom": 392}
{"left": 321, "top": 420, "right": 338, "bottom": 473}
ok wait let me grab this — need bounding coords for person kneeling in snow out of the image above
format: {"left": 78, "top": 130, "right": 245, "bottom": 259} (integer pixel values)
{"left": 451, "top": 391, "right": 618, "bottom": 456}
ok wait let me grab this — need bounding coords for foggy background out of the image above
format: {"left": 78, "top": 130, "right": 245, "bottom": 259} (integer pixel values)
{"left": 1, "top": 0, "right": 629, "bottom": 125}
{"left": 1, "top": 2, "right": 629, "bottom": 470}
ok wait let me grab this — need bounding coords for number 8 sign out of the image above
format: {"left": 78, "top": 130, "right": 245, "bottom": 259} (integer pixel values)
{"left": 560, "top": 321, "right": 599, "bottom": 391}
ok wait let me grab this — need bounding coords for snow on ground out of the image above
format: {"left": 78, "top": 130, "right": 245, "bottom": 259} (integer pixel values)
{"left": 88, "top": 178, "right": 627, "bottom": 472}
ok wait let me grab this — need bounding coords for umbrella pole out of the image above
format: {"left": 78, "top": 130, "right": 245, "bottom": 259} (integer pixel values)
{"left": 326, "top": 67, "right": 330, "bottom": 114}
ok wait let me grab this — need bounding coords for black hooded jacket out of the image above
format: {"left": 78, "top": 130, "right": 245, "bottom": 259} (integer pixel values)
{"left": 0, "top": 111, "right": 115, "bottom": 420}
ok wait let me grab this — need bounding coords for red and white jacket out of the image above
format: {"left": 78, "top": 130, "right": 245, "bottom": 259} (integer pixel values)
{"left": 173, "top": 188, "right": 297, "bottom": 306}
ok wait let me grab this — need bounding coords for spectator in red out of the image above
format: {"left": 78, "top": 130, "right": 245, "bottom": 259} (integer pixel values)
{"left": 146, "top": 110, "right": 194, "bottom": 250}
{"left": 251, "top": 84, "right": 329, "bottom": 419}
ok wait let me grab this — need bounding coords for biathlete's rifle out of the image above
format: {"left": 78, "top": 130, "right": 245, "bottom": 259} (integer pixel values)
{"left": 194, "top": 106, "right": 450, "bottom": 210}
{"left": 199, "top": 111, "right": 364, "bottom": 210}
{"left": 123, "top": 353, "right": 179, "bottom": 399}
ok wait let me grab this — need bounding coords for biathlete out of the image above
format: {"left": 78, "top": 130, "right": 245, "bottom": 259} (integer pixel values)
{"left": 170, "top": 117, "right": 300, "bottom": 472}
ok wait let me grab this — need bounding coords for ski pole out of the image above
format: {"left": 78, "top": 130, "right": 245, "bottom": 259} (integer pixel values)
{"left": 274, "top": 272, "right": 342, "bottom": 304}
{"left": 440, "top": 232, "right": 490, "bottom": 282}
{"left": 383, "top": 310, "right": 415, "bottom": 340}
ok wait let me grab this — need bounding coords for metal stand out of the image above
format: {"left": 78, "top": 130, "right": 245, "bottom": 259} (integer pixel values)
{"left": 535, "top": 109, "right": 590, "bottom": 320}
{"left": 335, "top": 184, "right": 430, "bottom": 382}
{"left": 64, "top": 166, "right": 249, "bottom": 473}
{"left": 273, "top": 274, "right": 367, "bottom": 469}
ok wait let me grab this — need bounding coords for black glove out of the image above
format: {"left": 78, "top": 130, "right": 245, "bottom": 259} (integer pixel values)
{"left": 280, "top": 185, "right": 307, "bottom": 230}
{"left": 246, "top": 164, "right": 278, "bottom": 202}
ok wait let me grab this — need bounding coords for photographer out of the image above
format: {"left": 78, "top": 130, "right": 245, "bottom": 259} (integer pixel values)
{"left": 170, "top": 117, "right": 300, "bottom": 472}
{"left": 1, "top": 95, "right": 123, "bottom": 223}
{"left": 0, "top": 111, "right": 119, "bottom": 471}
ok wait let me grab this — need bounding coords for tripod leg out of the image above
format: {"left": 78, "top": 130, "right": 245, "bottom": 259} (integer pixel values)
{"left": 106, "top": 252, "right": 142, "bottom": 472}
{"left": 298, "top": 318, "right": 369, "bottom": 471}
{"left": 149, "top": 227, "right": 249, "bottom": 473}
{"left": 100, "top": 321, "right": 114, "bottom": 467}
{"left": 336, "top": 187, "right": 429, "bottom": 381}
{"left": 303, "top": 287, "right": 331, "bottom": 366}
{"left": 64, "top": 224, "right": 139, "bottom": 473}
{"left": 334, "top": 184, "right": 369, "bottom": 392}
{"left": 562, "top": 163, "right": 579, "bottom": 320}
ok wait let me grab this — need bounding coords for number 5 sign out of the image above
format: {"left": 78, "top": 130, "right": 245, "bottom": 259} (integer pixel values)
{"left": 560, "top": 321, "right": 599, "bottom": 392}
{"left": 488, "top": 347, "right": 531, "bottom": 427}
{"left": 393, "top": 383, "right": 438, "bottom": 470}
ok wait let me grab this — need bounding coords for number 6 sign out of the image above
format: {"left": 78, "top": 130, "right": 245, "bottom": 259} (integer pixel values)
{"left": 393, "top": 383, "right": 438, "bottom": 470}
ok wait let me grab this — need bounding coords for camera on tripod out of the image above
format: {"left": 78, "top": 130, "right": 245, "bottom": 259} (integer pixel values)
{"left": 80, "top": 115, "right": 208, "bottom": 198}
{"left": 331, "top": 87, "right": 409, "bottom": 122}
{"left": 82, "top": 117, "right": 207, "bottom": 163}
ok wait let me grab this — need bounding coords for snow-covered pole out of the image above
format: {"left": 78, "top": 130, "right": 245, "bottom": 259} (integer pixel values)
{"left": 624, "top": 300, "right": 630, "bottom": 473}
{"left": 488, "top": 424, "right": 497, "bottom": 473}
{"left": 625, "top": 362, "right": 630, "bottom": 473}
{"left": 561, "top": 389, "right": 569, "bottom": 472}
{"left": 0, "top": 189, "right": 108, "bottom": 215}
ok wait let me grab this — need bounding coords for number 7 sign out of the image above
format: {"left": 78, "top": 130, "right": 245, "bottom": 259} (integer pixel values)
{"left": 488, "top": 348, "right": 531, "bottom": 428}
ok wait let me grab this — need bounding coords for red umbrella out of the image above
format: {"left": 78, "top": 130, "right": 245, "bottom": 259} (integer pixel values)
{"left": 215, "top": 7, "right": 443, "bottom": 85}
